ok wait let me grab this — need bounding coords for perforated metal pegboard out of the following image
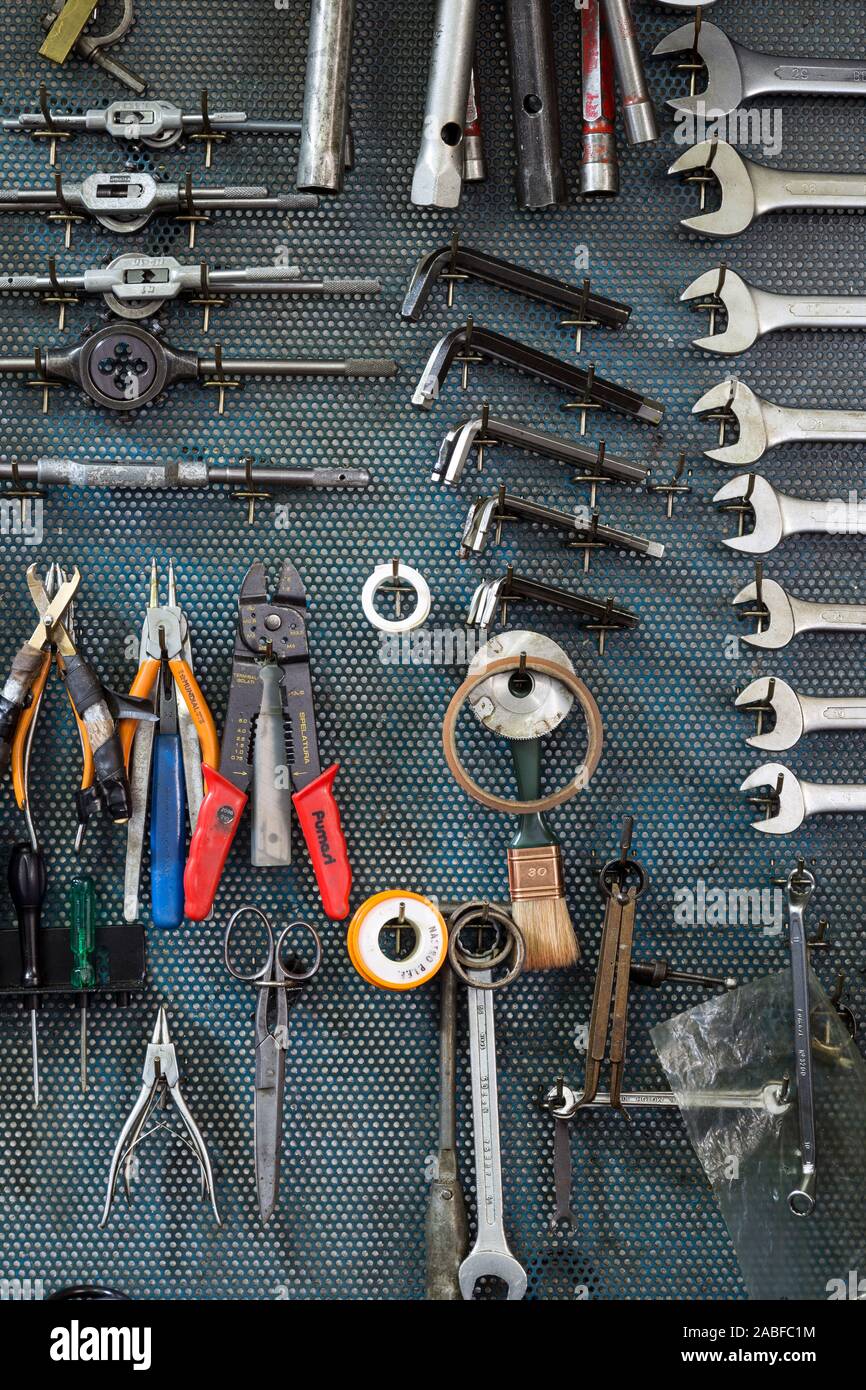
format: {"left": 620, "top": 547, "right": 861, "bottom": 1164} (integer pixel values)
{"left": 1, "top": 0, "right": 865, "bottom": 1302}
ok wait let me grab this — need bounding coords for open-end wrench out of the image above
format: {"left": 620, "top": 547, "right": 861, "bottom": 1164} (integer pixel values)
{"left": 736, "top": 676, "right": 866, "bottom": 751}
{"left": 786, "top": 864, "right": 817, "bottom": 1216}
{"left": 741, "top": 762, "right": 866, "bottom": 834}
{"left": 459, "top": 967, "right": 527, "bottom": 1301}
{"left": 412, "top": 0, "right": 479, "bottom": 208}
{"left": 714, "top": 473, "right": 860, "bottom": 554}
{"left": 656, "top": 21, "right": 866, "bottom": 120}
{"left": 543, "top": 1080, "right": 792, "bottom": 1118}
{"left": 733, "top": 575, "right": 866, "bottom": 650}
{"left": 693, "top": 378, "right": 866, "bottom": 466}
{"left": 669, "top": 139, "right": 866, "bottom": 238}
{"left": 681, "top": 266, "right": 866, "bottom": 355}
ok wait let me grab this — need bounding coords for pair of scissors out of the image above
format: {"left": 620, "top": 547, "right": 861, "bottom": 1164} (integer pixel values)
{"left": 223, "top": 906, "right": 322, "bottom": 1224}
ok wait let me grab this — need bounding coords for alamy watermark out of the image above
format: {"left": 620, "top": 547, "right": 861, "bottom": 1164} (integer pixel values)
{"left": 378, "top": 627, "right": 490, "bottom": 667}
{"left": 0, "top": 496, "right": 43, "bottom": 546}
{"left": 674, "top": 103, "right": 783, "bottom": 158}
{"left": 673, "top": 877, "right": 783, "bottom": 936}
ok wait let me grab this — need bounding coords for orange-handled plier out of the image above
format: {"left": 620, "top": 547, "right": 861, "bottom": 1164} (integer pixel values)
{"left": 10, "top": 565, "right": 93, "bottom": 846}
{"left": 121, "top": 561, "right": 218, "bottom": 923}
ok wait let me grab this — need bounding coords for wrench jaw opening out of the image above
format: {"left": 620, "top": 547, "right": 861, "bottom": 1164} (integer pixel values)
{"left": 458, "top": 1248, "right": 528, "bottom": 1302}
{"left": 693, "top": 378, "right": 767, "bottom": 466}
{"left": 681, "top": 268, "right": 760, "bottom": 354}
{"left": 654, "top": 22, "right": 745, "bottom": 119}
{"left": 789, "top": 1168, "right": 817, "bottom": 1217}
{"left": 669, "top": 140, "right": 756, "bottom": 238}
{"left": 735, "top": 677, "right": 805, "bottom": 751}
{"left": 740, "top": 763, "right": 806, "bottom": 834}
{"left": 732, "top": 577, "right": 795, "bottom": 650}
{"left": 714, "top": 474, "right": 783, "bottom": 553}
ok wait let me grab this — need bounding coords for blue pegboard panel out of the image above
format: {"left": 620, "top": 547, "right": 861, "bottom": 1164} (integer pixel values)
{"left": 0, "top": 0, "right": 864, "bottom": 1300}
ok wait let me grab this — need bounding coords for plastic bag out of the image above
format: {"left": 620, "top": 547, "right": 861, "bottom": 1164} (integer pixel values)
{"left": 651, "top": 969, "right": 866, "bottom": 1301}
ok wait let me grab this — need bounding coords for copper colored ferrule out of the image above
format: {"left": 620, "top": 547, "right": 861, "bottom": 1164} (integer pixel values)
{"left": 508, "top": 845, "right": 564, "bottom": 900}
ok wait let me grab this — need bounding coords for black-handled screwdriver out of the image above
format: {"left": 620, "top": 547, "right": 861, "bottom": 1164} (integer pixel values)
{"left": 9, "top": 840, "right": 47, "bottom": 1105}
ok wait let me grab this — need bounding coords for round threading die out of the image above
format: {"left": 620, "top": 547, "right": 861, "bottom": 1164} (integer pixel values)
{"left": 361, "top": 562, "right": 431, "bottom": 633}
{"left": 347, "top": 890, "right": 447, "bottom": 991}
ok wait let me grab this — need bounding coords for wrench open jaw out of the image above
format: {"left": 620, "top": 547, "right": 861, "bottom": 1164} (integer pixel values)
{"left": 742, "top": 762, "right": 866, "bottom": 834}
{"left": 657, "top": 18, "right": 866, "bottom": 121}
{"left": 693, "top": 378, "right": 772, "bottom": 465}
{"left": 732, "top": 576, "right": 796, "bottom": 649}
{"left": 714, "top": 474, "right": 786, "bottom": 553}
{"left": 736, "top": 677, "right": 806, "bottom": 751}
{"left": 681, "top": 267, "right": 762, "bottom": 354}
{"left": 654, "top": 22, "right": 747, "bottom": 119}
{"left": 668, "top": 140, "right": 758, "bottom": 238}
{"left": 716, "top": 473, "right": 851, "bottom": 554}
{"left": 740, "top": 763, "right": 807, "bottom": 835}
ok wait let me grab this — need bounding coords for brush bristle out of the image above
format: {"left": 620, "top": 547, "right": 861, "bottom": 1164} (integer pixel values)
{"left": 507, "top": 843, "right": 579, "bottom": 971}
{"left": 510, "top": 895, "right": 580, "bottom": 971}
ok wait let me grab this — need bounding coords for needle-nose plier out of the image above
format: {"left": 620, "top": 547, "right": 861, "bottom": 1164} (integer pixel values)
{"left": 121, "top": 560, "right": 218, "bottom": 928}
{"left": 183, "top": 560, "right": 352, "bottom": 921}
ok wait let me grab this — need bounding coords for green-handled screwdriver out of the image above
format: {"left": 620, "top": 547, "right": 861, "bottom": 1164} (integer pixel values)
{"left": 69, "top": 875, "right": 96, "bottom": 1092}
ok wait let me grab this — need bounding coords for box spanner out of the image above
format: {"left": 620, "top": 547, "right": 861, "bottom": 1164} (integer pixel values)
{"left": 694, "top": 378, "right": 866, "bottom": 466}
{"left": 656, "top": 20, "right": 866, "bottom": 120}
{"left": 736, "top": 677, "right": 866, "bottom": 751}
{"left": 682, "top": 266, "right": 866, "bottom": 355}
{"left": 669, "top": 139, "right": 866, "bottom": 237}
{"left": 733, "top": 575, "right": 866, "bottom": 649}
{"left": 741, "top": 762, "right": 866, "bottom": 835}
{"left": 714, "top": 473, "right": 859, "bottom": 554}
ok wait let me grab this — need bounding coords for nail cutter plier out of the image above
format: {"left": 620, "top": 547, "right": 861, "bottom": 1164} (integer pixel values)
{"left": 183, "top": 561, "right": 352, "bottom": 921}
{"left": 121, "top": 562, "right": 218, "bottom": 925}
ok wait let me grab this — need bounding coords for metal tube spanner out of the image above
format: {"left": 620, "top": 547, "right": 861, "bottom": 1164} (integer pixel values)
{"left": 669, "top": 139, "right": 866, "bottom": 238}
{"left": 412, "top": 0, "right": 478, "bottom": 208}
{"left": 694, "top": 378, "right": 866, "bottom": 466}
{"left": 656, "top": 20, "right": 866, "bottom": 121}
{"left": 682, "top": 266, "right": 866, "bottom": 355}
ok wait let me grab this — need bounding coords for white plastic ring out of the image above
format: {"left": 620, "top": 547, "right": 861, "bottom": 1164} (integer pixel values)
{"left": 361, "top": 562, "right": 431, "bottom": 633}
{"left": 347, "top": 891, "right": 447, "bottom": 991}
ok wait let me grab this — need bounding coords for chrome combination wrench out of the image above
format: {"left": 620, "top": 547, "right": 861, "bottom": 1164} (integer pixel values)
{"left": 459, "top": 966, "right": 527, "bottom": 1300}
{"left": 786, "top": 865, "right": 817, "bottom": 1217}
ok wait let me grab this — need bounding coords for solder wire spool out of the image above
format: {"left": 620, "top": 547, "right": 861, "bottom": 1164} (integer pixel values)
{"left": 347, "top": 890, "right": 448, "bottom": 990}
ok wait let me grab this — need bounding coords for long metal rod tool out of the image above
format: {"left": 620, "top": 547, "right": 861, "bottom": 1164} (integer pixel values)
{"left": 581, "top": 0, "right": 619, "bottom": 196}
{"left": 600, "top": 0, "right": 659, "bottom": 145}
{"left": 412, "top": 0, "right": 478, "bottom": 208}
{"left": 504, "top": 0, "right": 566, "bottom": 209}
{"left": 297, "top": 0, "right": 356, "bottom": 194}
{"left": 786, "top": 862, "right": 817, "bottom": 1217}
{"left": 425, "top": 965, "right": 468, "bottom": 1300}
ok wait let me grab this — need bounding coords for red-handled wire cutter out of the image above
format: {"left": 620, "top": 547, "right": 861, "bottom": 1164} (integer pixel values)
{"left": 183, "top": 561, "right": 351, "bottom": 920}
